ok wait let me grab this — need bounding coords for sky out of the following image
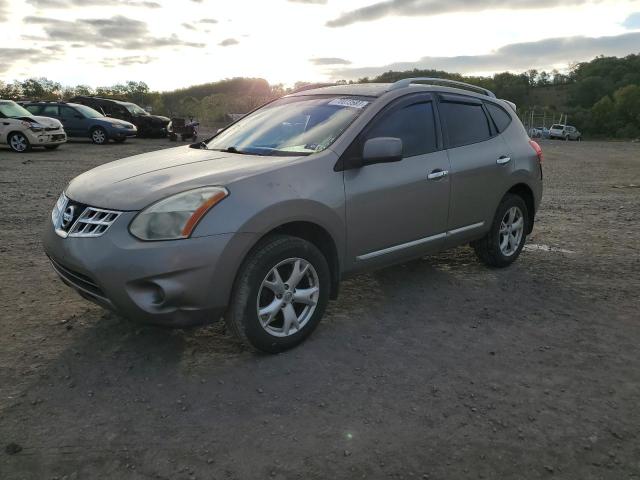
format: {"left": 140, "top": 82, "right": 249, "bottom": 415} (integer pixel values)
{"left": 0, "top": 0, "right": 639, "bottom": 91}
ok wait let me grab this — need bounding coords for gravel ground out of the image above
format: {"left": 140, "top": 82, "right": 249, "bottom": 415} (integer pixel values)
{"left": 0, "top": 137, "right": 639, "bottom": 480}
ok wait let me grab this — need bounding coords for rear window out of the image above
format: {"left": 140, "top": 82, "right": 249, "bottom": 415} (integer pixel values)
{"left": 485, "top": 102, "right": 512, "bottom": 133}
{"left": 440, "top": 101, "right": 492, "bottom": 148}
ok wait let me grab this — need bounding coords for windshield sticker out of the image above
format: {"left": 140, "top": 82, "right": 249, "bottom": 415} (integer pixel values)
{"left": 328, "top": 98, "right": 369, "bottom": 109}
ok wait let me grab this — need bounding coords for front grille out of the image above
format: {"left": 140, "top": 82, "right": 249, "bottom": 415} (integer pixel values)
{"left": 45, "top": 127, "right": 59, "bottom": 131}
{"left": 49, "top": 256, "right": 106, "bottom": 298}
{"left": 68, "top": 207, "right": 120, "bottom": 237}
{"left": 52, "top": 193, "right": 121, "bottom": 238}
{"left": 51, "top": 134, "right": 65, "bottom": 140}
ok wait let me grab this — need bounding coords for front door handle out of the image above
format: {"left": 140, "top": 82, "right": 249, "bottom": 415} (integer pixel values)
{"left": 497, "top": 156, "right": 511, "bottom": 165}
{"left": 427, "top": 169, "right": 449, "bottom": 180}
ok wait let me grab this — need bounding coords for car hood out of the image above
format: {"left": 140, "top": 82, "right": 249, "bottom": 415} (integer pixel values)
{"left": 65, "top": 146, "right": 300, "bottom": 210}
{"left": 138, "top": 114, "right": 170, "bottom": 125}
{"left": 104, "top": 117, "right": 135, "bottom": 128}
{"left": 17, "top": 115, "right": 63, "bottom": 128}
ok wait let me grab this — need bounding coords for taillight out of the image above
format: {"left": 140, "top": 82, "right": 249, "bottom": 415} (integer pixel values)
{"left": 529, "top": 140, "right": 543, "bottom": 164}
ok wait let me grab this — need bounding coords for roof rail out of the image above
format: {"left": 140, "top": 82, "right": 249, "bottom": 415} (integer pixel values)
{"left": 388, "top": 77, "right": 496, "bottom": 98}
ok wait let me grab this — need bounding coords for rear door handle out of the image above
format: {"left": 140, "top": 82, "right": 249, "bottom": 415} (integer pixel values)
{"left": 427, "top": 169, "right": 448, "bottom": 180}
{"left": 497, "top": 156, "right": 511, "bottom": 165}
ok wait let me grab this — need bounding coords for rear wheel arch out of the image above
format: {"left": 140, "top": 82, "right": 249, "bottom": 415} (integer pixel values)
{"left": 506, "top": 183, "right": 535, "bottom": 233}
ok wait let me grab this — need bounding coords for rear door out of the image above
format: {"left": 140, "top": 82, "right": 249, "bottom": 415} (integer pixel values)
{"left": 438, "top": 94, "right": 513, "bottom": 245}
{"left": 343, "top": 93, "right": 451, "bottom": 269}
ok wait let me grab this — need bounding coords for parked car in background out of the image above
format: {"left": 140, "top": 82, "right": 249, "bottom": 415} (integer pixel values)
{"left": 22, "top": 101, "right": 137, "bottom": 145}
{"left": 549, "top": 124, "right": 582, "bottom": 141}
{"left": 529, "top": 126, "right": 549, "bottom": 139}
{"left": 44, "top": 78, "right": 543, "bottom": 353}
{"left": 69, "top": 96, "right": 170, "bottom": 137}
{"left": 0, "top": 100, "right": 66, "bottom": 152}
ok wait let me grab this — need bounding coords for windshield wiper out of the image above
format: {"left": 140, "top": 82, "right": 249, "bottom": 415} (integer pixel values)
{"left": 216, "top": 146, "right": 257, "bottom": 155}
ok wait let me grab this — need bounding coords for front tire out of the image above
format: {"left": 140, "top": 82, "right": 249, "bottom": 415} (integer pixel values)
{"left": 90, "top": 127, "right": 108, "bottom": 145}
{"left": 472, "top": 194, "right": 528, "bottom": 268}
{"left": 8, "top": 132, "right": 31, "bottom": 153}
{"left": 225, "top": 235, "right": 331, "bottom": 353}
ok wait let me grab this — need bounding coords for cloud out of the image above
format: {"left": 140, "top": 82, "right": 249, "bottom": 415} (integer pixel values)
{"left": 26, "top": 0, "right": 161, "bottom": 8}
{"left": 182, "top": 22, "right": 196, "bottom": 30}
{"left": 326, "top": 0, "right": 596, "bottom": 27}
{"left": 23, "top": 15, "right": 205, "bottom": 49}
{"left": 219, "top": 38, "right": 239, "bottom": 46}
{"left": 0, "top": 46, "right": 65, "bottom": 73}
{"left": 288, "top": 0, "right": 327, "bottom": 4}
{"left": 622, "top": 12, "right": 640, "bottom": 29}
{"left": 100, "top": 55, "right": 156, "bottom": 67}
{"left": 0, "top": 0, "right": 7, "bottom": 22}
{"left": 330, "top": 31, "right": 640, "bottom": 78}
{"left": 310, "top": 57, "right": 352, "bottom": 65}
{"left": 198, "top": 18, "right": 218, "bottom": 24}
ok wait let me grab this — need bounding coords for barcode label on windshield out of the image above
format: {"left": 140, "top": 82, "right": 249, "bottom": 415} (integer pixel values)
{"left": 328, "top": 98, "right": 369, "bottom": 109}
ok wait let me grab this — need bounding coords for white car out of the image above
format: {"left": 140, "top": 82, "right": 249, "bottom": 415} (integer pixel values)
{"left": 0, "top": 100, "right": 67, "bottom": 152}
{"left": 549, "top": 124, "right": 582, "bottom": 141}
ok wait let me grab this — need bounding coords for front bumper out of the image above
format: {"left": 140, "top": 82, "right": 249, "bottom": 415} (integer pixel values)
{"left": 109, "top": 126, "right": 138, "bottom": 139}
{"left": 42, "top": 212, "right": 257, "bottom": 327}
{"left": 26, "top": 129, "right": 67, "bottom": 146}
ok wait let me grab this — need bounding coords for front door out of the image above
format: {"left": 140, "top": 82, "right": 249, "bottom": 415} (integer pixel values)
{"left": 343, "top": 93, "right": 451, "bottom": 270}
{"left": 59, "top": 106, "right": 85, "bottom": 137}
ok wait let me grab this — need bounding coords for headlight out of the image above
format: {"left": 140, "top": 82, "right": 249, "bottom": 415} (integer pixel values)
{"left": 21, "top": 121, "right": 44, "bottom": 132}
{"left": 129, "top": 187, "right": 229, "bottom": 241}
{"left": 111, "top": 123, "right": 125, "bottom": 128}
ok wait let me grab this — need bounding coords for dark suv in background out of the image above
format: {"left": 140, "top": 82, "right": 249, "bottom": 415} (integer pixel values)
{"left": 22, "top": 101, "right": 137, "bottom": 144}
{"left": 69, "top": 96, "right": 170, "bottom": 137}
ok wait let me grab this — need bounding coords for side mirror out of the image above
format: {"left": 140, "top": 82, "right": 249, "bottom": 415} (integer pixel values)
{"left": 362, "top": 137, "right": 403, "bottom": 166}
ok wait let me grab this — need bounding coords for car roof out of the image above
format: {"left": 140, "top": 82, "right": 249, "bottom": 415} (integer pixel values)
{"left": 287, "top": 82, "right": 510, "bottom": 107}
{"left": 23, "top": 101, "right": 84, "bottom": 108}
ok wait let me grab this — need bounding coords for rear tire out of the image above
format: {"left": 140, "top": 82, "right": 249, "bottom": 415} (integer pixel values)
{"left": 8, "top": 132, "right": 31, "bottom": 153}
{"left": 90, "top": 127, "right": 108, "bottom": 144}
{"left": 225, "top": 235, "right": 330, "bottom": 353}
{"left": 472, "top": 194, "right": 529, "bottom": 268}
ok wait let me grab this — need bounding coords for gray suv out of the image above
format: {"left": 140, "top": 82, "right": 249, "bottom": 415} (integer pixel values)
{"left": 43, "top": 78, "right": 543, "bottom": 353}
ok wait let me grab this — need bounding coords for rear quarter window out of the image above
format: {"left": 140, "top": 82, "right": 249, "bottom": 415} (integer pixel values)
{"left": 485, "top": 102, "right": 512, "bottom": 133}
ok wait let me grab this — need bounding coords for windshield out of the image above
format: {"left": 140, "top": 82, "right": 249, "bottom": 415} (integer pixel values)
{"left": 123, "top": 102, "right": 148, "bottom": 116}
{"left": 74, "top": 104, "right": 104, "bottom": 119}
{"left": 206, "top": 95, "right": 372, "bottom": 156}
{"left": 0, "top": 101, "right": 33, "bottom": 118}
{"left": 551, "top": 124, "right": 564, "bottom": 129}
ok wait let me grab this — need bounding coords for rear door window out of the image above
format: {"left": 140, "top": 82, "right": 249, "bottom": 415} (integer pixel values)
{"left": 485, "top": 102, "right": 512, "bottom": 133}
{"left": 439, "top": 100, "right": 492, "bottom": 148}
{"left": 366, "top": 101, "right": 438, "bottom": 157}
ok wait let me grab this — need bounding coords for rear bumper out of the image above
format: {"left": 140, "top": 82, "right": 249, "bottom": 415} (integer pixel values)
{"left": 42, "top": 213, "right": 258, "bottom": 327}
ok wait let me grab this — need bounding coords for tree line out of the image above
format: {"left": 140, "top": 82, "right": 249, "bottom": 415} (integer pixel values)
{"left": 1, "top": 53, "right": 638, "bottom": 138}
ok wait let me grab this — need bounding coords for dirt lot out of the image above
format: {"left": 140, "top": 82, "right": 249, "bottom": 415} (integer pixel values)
{"left": 0, "top": 136, "right": 639, "bottom": 480}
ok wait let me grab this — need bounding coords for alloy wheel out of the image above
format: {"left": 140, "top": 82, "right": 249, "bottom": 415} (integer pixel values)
{"left": 9, "top": 134, "right": 28, "bottom": 152}
{"left": 256, "top": 258, "right": 320, "bottom": 338}
{"left": 499, "top": 206, "right": 524, "bottom": 256}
